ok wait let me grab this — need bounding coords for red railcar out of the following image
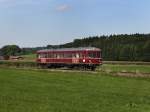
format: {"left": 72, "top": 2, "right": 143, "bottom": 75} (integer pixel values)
{"left": 36, "top": 47, "right": 102, "bottom": 70}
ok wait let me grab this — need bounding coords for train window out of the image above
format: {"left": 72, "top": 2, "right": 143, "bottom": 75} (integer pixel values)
{"left": 76, "top": 53, "right": 80, "bottom": 58}
{"left": 72, "top": 53, "right": 80, "bottom": 58}
{"left": 48, "top": 52, "right": 83, "bottom": 58}
{"left": 38, "top": 53, "right": 46, "bottom": 58}
{"left": 41, "top": 54, "right": 44, "bottom": 58}
{"left": 53, "top": 54, "right": 57, "bottom": 58}
{"left": 46, "top": 53, "right": 48, "bottom": 58}
{"left": 54, "top": 53, "right": 64, "bottom": 59}
{"left": 38, "top": 54, "right": 41, "bottom": 58}
{"left": 40, "top": 54, "right": 43, "bottom": 58}
{"left": 72, "top": 53, "right": 82, "bottom": 58}
{"left": 88, "top": 52, "right": 97, "bottom": 58}
{"left": 72, "top": 53, "right": 76, "bottom": 58}
{"left": 59, "top": 53, "right": 64, "bottom": 59}
{"left": 48, "top": 53, "right": 54, "bottom": 58}
{"left": 56, "top": 54, "right": 60, "bottom": 59}
{"left": 79, "top": 53, "right": 83, "bottom": 58}
{"left": 64, "top": 53, "right": 66, "bottom": 58}
{"left": 99, "top": 52, "right": 101, "bottom": 58}
{"left": 64, "top": 53, "right": 72, "bottom": 58}
{"left": 97, "top": 52, "right": 100, "bottom": 58}
{"left": 44, "top": 53, "right": 47, "bottom": 58}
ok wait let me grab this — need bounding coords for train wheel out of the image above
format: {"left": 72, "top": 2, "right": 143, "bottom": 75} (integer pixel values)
{"left": 91, "top": 66, "right": 96, "bottom": 71}
{"left": 81, "top": 65, "right": 87, "bottom": 71}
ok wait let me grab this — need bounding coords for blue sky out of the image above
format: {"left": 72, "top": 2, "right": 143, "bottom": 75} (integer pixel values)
{"left": 0, "top": 0, "right": 150, "bottom": 47}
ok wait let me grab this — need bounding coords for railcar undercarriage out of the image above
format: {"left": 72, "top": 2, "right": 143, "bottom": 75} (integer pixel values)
{"left": 38, "top": 63, "right": 99, "bottom": 71}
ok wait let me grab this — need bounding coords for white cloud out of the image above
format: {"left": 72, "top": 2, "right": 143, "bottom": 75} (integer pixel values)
{"left": 56, "top": 4, "right": 71, "bottom": 12}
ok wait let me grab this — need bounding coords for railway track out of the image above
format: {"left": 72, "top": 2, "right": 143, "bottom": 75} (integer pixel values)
{"left": 1, "top": 65, "right": 150, "bottom": 78}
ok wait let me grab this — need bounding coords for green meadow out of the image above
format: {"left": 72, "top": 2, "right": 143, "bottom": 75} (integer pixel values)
{"left": 0, "top": 68, "right": 150, "bottom": 112}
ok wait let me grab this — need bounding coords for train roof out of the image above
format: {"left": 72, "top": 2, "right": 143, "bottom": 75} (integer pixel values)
{"left": 37, "top": 47, "right": 101, "bottom": 53}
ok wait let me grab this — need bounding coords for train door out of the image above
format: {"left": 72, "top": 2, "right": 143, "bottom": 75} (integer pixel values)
{"left": 72, "top": 52, "right": 79, "bottom": 64}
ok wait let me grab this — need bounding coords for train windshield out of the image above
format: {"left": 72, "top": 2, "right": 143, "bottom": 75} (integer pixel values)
{"left": 88, "top": 51, "right": 101, "bottom": 58}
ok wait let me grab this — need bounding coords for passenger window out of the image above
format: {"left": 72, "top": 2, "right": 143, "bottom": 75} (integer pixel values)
{"left": 56, "top": 54, "right": 60, "bottom": 59}
{"left": 89, "top": 52, "right": 97, "bottom": 58}
{"left": 97, "top": 52, "right": 101, "bottom": 58}
{"left": 46, "top": 53, "right": 48, "bottom": 58}
{"left": 54, "top": 54, "right": 57, "bottom": 58}
{"left": 38, "top": 54, "right": 41, "bottom": 58}
{"left": 76, "top": 53, "right": 80, "bottom": 58}
{"left": 72, "top": 53, "right": 76, "bottom": 58}
{"left": 48, "top": 53, "right": 54, "bottom": 58}
{"left": 79, "top": 53, "right": 83, "bottom": 58}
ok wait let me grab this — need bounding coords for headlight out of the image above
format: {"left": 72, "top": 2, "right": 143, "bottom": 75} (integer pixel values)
{"left": 83, "top": 59, "right": 85, "bottom": 62}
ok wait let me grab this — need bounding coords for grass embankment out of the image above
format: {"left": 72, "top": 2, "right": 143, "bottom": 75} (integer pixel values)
{"left": 100, "top": 64, "right": 150, "bottom": 74}
{"left": 104, "top": 61, "right": 150, "bottom": 65}
{"left": 0, "top": 68, "right": 150, "bottom": 112}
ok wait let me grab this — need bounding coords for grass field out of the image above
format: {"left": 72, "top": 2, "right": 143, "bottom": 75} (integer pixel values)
{"left": 21, "top": 54, "right": 36, "bottom": 61}
{"left": 0, "top": 68, "right": 150, "bottom": 112}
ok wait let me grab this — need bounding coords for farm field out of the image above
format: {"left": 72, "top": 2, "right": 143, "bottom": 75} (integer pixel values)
{"left": 0, "top": 68, "right": 150, "bottom": 112}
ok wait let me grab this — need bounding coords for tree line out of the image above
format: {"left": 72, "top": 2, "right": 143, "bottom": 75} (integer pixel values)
{"left": 47, "top": 33, "right": 150, "bottom": 61}
{"left": 0, "top": 33, "right": 150, "bottom": 61}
